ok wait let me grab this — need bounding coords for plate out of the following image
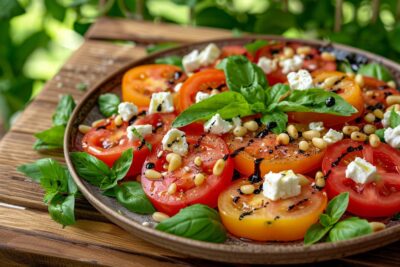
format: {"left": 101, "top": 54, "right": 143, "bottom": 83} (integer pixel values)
{"left": 65, "top": 37, "right": 400, "bottom": 264}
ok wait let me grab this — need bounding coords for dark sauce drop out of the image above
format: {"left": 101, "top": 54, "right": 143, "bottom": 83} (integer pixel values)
{"left": 325, "top": 96, "right": 335, "bottom": 107}
{"left": 146, "top": 162, "right": 155, "bottom": 169}
{"left": 248, "top": 158, "right": 263, "bottom": 184}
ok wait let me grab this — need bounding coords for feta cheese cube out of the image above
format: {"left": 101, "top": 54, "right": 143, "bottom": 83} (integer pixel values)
{"left": 204, "top": 113, "right": 232, "bottom": 135}
{"left": 195, "top": 91, "right": 211, "bottom": 103}
{"left": 345, "top": 157, "right": 378, "bottom": 184}
{"left": 384, "top": 125, "right": 400, "bottom": 149}
{"left": 263, "top": 170, "right": 301, "bottom": 201}
{"left": 173, "top": 82, "right": 183, "bottom": 92}
{"left": 182, "top": 50, "right": 200, "bottom": 73}
{"left": 287, "top": 69, "right": 314, "bottom": 90}
{"left": 257, "top": 57, "right": 277, "bottom": 74}
{"left": 127, "top": 124, "right": 153, "bottom": 141}
{"left": 118, "top": 102, "right": 138, "bottom": 122}
{"left": 148, "top": 92, "right": 174, "bottom": 114}
{"left": 309, "top": 121, "right": 324, "bottom": 131}
{"left": 232, "top": 117, "right": 241, "bottom": 127}
{"left": 382, "top": 109, "right": 400, "bottom": 128}
{"left": 162, "top": 128, "right": 189, "bottom": 156}
{"left": 323, "top": 129, "right": 343, "bottom": 144}
{"left": 280, "top": 55, "right": 303, "bottom": 74}
{"left": 198, "top": 43, "right": 221, "bottom": 66}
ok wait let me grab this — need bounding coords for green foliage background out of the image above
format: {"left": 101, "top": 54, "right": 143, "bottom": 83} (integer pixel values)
{"left": 1, "top": 0, "right": 400, "bottom": 131}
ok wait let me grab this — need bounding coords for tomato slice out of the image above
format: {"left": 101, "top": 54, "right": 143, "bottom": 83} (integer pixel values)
{"left": 362, "top": 76, "right": 400, "bottom": 110}
{"left": 141, "top": 134, "right": 234, "bottom": 215}
{"left": 218, "top": 176, "right": 327, "bottom": 241}
{"left": 82, "top": 113, "right": 175, "bottom": 178}
{"left": 224, "top": 123, "right": 325, "bottom": 177}
{"left": 289, "top": 71, "right": 364, "bottom": 126}
{"left": 220, "top": 45, "right": 254, "bottom": 61}
{"left": 322, "top": 139, "right": 400, "bottom": 217}
{"left": 122, "top": 64, "right": 186, "bottom": 107}
{"left": 178, "top": 69, "right": 227, "bottom": 112}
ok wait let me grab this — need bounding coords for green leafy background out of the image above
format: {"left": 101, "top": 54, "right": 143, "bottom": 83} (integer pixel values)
{"left": 1, "top": 0, "right": 400, "bottom": 134}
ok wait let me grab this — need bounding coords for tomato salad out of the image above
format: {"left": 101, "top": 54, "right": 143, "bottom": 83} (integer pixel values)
{"left": 75, "top": 41, "right": 400, "bottom": 244}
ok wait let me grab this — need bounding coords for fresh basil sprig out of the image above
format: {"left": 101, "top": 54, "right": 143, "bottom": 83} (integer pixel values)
{"left": 115, "top": 182, "right": 155, "bottom": 214}
{"left": 244, "top": 40, "right": 268, "bottom": 54}
{"left": 389, "top": 109, "right": 400, "bottom": 128}
{"left": 155, "top": 55, "right": 183, "bottom": 68}
{"left": 70, "top": 148, "right": 133, "bottom": 190}
{"left": 98, "top": 93, "right": 120, "bottom": 117}
{"left": 304, "top": 192, "right": 372, "bottom": 245}
{"left": 357, "top": 63, "right": 393, "bottom": 82}
{"left": 17, "top": 159, "right": 77, "bottom": 226}
{"left": 156, "top": 204, "right": 227, "bottom": 243}
{"left": 53, "top": 94, "right": 76, "bottom": 126}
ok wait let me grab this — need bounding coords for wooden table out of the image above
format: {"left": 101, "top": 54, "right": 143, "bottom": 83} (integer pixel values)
{"left": 0, "top": 17, "right": 399, "bottom": 266}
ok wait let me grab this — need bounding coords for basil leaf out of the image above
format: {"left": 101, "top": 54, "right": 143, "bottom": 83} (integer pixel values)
{"left": 33, "top": 139, "right": 63, "bottom": 151}
{"left": 325, "top": 192, "right": 349, "bottom": 225}
{"left": 52, "top": 95, "right": 76, "bottom": 126}
{"left": 103, "top": 187, "right": 117, "bottom": 198}
{"left": 337, "top": 60, "right": 354, "bottom": 74}
{"left": 98, "top": 93, "right": 120, "bottom": 117}
{"left": 304, "top": 223, "right": 332, "bottom": 245}
{"left": 111, "top": 148, "right": 133, "bottom": 182}
{"left": 48, "top": 194, "right": 76, "bottom": 227}
{"left": 115, "top": 182, "right": 155, "bottom": 214}
{"left": 277, "top": 89, "right": 357, "bottom": 116}
{"left": 156, "top": 204, "right": 227, "bottom": 243}
{"left": 17, "top": 161, "right": 43, "bottom": 182}
{"left": 265, "top": 84, "right": 290, "bottom": 108}
{"left": 67, "top": 171, "right": 78, "bottom": 195}
{"left": 358, "top": 63, "right": 393, "bottom": 82}
{"left": 393, "top": 213, "right": 400, "bottom": 221}
{"left": 389, "top": 109, "right": 400, "bottom": 128}
{"left": 375, "top": 128, "right": 385, "bottom": 141}
{"left": 319, "top": 214, "right": 332, "bottom": 228}
{"left": 70, "top": 152, "right": 114, "bottom": 190}
{"left": 37, "top": 158, "right": 69, "bottom": 203}
{"left": 146, "top": 42, "right": 178, "bottom": 54}
{"left": 155, "top": 55, "right": 183, "bottom": 68}
{"left": 244, "top": 39, "right": 268, "bottom": 54}
{"left": 33, "top": 125, "right": 65, "bottom": 150}
{"left": 172, "top": 91, "right": 253, "bottom": 127}
{"left": 260, "top": 111, "right": 287, "bottom": 134}
{"left": 328, "top": 217, "right": 372, "bottom": 242}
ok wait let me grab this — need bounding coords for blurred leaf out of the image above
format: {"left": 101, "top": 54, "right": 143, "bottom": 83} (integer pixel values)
{"left": 388, "top": 23, "right": 400, "bottom": 53}
{"left": 73, "top": 22, "right": 91, "bottom": 36}
{"left": 155, "top": 55, "right": 183, "bottom": 68}
{"left": 195, "top": 7, "right": 237, "bottom": 29}
{"left": 146, "top": 43, "right": 179, "bottom": 54}
{"left": 45, "top": 0, "right": 66, "bottom": 22}
{"left": 254, "top": 9, "right": 295, "bottom": 34}
{"left": 0, "top": 0, "right": 25, "bottom": 21}
{"left": 172, "top": 0, "right": 199, "bottom": 7}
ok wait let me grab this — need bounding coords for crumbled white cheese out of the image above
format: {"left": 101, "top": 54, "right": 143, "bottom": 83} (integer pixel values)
{"left": 204, "top": 113, "right": 232, "bottom": 135}
{"left": 232, "top": 117, "right": 242, "bottom": 127}
{"left": 182, "top": 50, "right": 200, "bottom": 73}
{"left": 148, "top": 92, "right": 174, "bottom": 114}
{"left": 280, "top": 55, "right": 303, "bottom": 74}
{"left": 173, "top": 82, "right": 183, "bottom": 92}
{"left": 323, "top": 129, "right": 343, "bottom": 144}
{"left": 195, "top": 91, "right": 211, "bottom": 103}
{"left": 384, "top": 125, "right": 400, "bottom": 149}
{"left": 287, "top": 69, "right": 314, "bottom": 90}
{"left": 162, "top": 128, "right": 189, "bottom": 156}
{"left": 127, "top": 124, "right": 153, "bottom": 141}
{"left": 382, "top": 109, "right": 400, "bottom": 128}
{"left": 118, "top": 102, "right": 138, "bottom": 122}
{"left": 345, "top": 157, "right": 378, "bottom": 184}
{"left": 263, "top": 170, "right": 301, "bottom": 201}
{"left": 257, "top": 57, "right": 277, "bottom": 74}
{"left": 198, "top": 43, "right": 221, "bottom": 66}
{"left": 309, "top": 121, "right": 324, "bottom": 131}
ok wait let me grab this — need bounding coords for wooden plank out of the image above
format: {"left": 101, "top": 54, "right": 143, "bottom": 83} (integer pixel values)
{"left": 86, "top": 17, "right": 233, "bottom": 44}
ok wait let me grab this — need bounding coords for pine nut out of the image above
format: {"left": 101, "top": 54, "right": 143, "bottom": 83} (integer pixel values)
{"left": 145, "top": 169, "right": 162, "bottom": 180}
{"left": 321, "top": 51, "right": 336, "bottom": 61}
{"left": 364, "top": 113, "right": 376, "bottom": 123}
{"left": 386, "top": 104, "right": 400, "bottom": 112}
{"left": 322, "top": 76, "right": 342, "bottom": 89}
{"left": 243, "top": 120, "right": 258, "bottom": 132}
{"left": 351, "top": 131, "right": 367, "bottom": 142}
{"left": 92, "top": 119, "right": 105, "bottom": 128}
{"left": 297, "top": 46, "right": 311, "bottom": 55}
{"left": 369, "top": 222, "right": 386, "bottom": 232}
{"left": 114, "top": 115, "right": 123, "bottom": 126}
{"left": 373, "top": 109, "right": 384, "bottom": 119}
{"left": 78, "top": 124, "right": 91, "bottom": 134}
{"left": 363, "top": 124, "right": 376, "bottom": 134}
{"left": 283, "top": 47, "right": 294, "bottom": 58}
{"left": 168, "top": 156, "right": 182, "bottom": 172}
{"left": 194, "top": 156, "right": 202, "bottom": 167}
{"left": 315, "top": 171, "right": 324, "bottom": 180}
{"left": 355, "top": 74, "right": 364, "bottom": 87}
{"left": 346, "top": 72, "right": 355, "bottom": 78}
{"left": 369, "top": 134, "right": 381, "bottom": 148}
{"left": 298, "top": 174, "right": 310, "bottom": 185}
{"left": 194, "top": 173, "right": 206, "bottom": 186}
{"left": 276, "top": 133, "right": 290, "bottom": 145}
{"left": 342, "top": 125, "right": 360, "bottom": 135}
{"left": 303, "top": 130, "right": 321, "bottom": 140}
{"left": 167, "top": 182, "right": 177, "bottom": 195}
{"left": 315, "top": 176, "right": 326, "bottom": 189}
{"left": 240, "top": 184, "right": 255, "bottom": 195}
{"left": 157, "top": 151, "right": 163, "bottom": 158}
{"left": 152, "top": 212, "right": 170, "bottom": 222}
{"left": 298, "top": 140, "right": 309, "bottom": 151}
{"left": 312, "top": 137, "right": 327, "bottom": 150}
{"left": 387, "top": 80, "right": 396, "bottom": 88}
{"left": 211, "top": 89, "right": 219, "bottom": 95}
{"left": 163, "top": 163, "right": 168, "bottom": 170}
{"left": 287, "top": 124, "right": 298, "bottom": 139}
{"left": 386, "top": 95, "right": 400, "bottom": 106}
{"left": 233, "top": 126, "right": 247, "bottom": 137}
{"left": 213, "top": 159, "right": 226, "bottom": 176}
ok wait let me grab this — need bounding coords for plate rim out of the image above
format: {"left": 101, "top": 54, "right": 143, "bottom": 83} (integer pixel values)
{"left": 64, "top": 36, "right": 400, "bottom": 264}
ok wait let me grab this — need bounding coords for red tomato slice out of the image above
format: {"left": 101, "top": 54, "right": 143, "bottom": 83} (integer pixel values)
{"left": 141, "top": 134, "right": 234, "bottom": 215}
{"left": 322, "top": 139, "right": 400, "bottom": 217}
{"left": 82, "top": 113, "right": 175, "bottom": 178}
{"left": 362, "top": 76, "right": 400, "bottom": 110}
